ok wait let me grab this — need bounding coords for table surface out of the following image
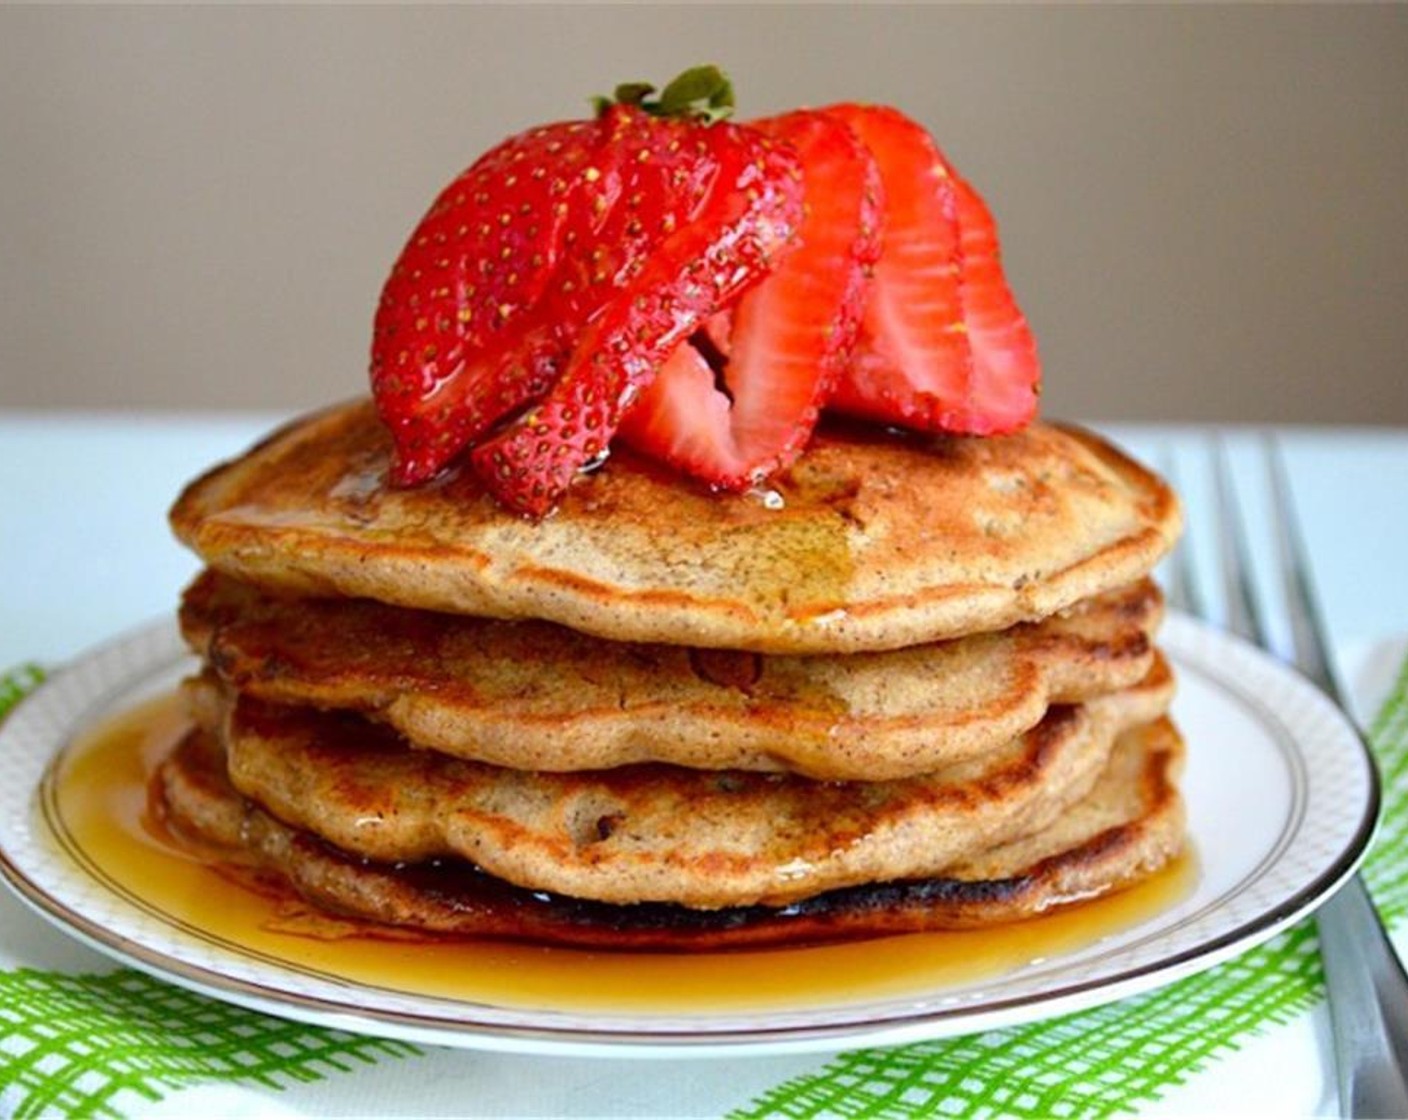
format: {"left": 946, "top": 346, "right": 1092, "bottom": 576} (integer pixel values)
{"left": 2, "top": 410, "right": 1406, "bottom": 1118}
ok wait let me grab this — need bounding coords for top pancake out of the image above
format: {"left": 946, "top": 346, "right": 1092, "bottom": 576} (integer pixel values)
{"left": 171, "top": 399, "right": 1181, "bottom": 654}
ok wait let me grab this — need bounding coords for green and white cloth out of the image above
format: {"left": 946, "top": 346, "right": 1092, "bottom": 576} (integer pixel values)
{"left": 3, "top": 651, "right": 1406, "bottom": 1120}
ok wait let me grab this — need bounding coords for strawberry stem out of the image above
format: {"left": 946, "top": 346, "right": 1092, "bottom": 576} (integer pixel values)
{"left": 593, "top": 65, "right": 734, "bottom": 124}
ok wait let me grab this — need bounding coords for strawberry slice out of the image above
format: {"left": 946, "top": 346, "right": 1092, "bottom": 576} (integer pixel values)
{"left": 822, "top": 103, "right": 1039, "bottom": 435}
{"left": 371, "top": 71, "right": 740, "bottom": 488}
{"left": 820, "top": 103, "right": 973, "bottom": 433}
{"left": 371, "top": 74, "right": 1041, "bottom": 518}
{"left": 618, "top": 110, "right": 881, "bottom": 490}
{"left": 370, "top": 118, "right": 607, "bottom": 485}
{"left": 562, "top": 103, "right": 722, "bottom": 298}
{"left": 942, "top": 167, "right": 1041, "bottom": 432}
{"left": 471, "top": 128, "right": 803, "bottom": 516}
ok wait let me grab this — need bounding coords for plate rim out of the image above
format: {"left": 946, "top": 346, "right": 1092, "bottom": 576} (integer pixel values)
{"left": 0, "top": 612, "right": 1381, "bottom": 1057}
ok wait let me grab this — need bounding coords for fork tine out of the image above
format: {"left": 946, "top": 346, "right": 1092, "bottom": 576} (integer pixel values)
{"left": 1263, "top": 435, "right": 1335, "bottom": 696}
{"left": 1210, "top": 435, "right": 1268, "bottom": 647}
{"left": 1158, "top": 450, "right": 1204, "bottom": 619}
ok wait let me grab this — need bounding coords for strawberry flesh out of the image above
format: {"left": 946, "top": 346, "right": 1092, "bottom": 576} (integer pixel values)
{"left": 821, "top": 104, "right": 976, "bottom": 433}
{"left": 370, "top": 74, "right": 1042, "bottom": 517}
{"left": 373, "top": 103, "right": 744, "bottom": 490}
{"left": 821, "top": 103, "right": 1039, "bottom": 435}
{"left": 471, "top": 128, "right": 803, "bottom": 516}
{"left": 941, "top": 167, "right": 1041, "bottom": 433}
{"left": 371, "top": 119, "right": 606, "bottom": 485}
{"left": 618, "top": 110, "right": 881, "bottom": 490}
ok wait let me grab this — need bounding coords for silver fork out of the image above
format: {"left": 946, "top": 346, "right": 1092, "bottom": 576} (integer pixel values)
{"left": 1170, "top": 434, "right": 1408, "bottom": 1118}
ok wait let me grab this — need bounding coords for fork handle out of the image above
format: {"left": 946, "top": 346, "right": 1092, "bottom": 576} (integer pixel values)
{"left": 1315, "top": 873, "right": 1408, "bottom": 1117}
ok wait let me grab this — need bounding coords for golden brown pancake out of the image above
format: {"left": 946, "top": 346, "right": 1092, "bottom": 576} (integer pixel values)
{"left": 180, "top": 570, "right": 1162, "bottom": 780}
{"left": 154, "top": 716, "right": 1186, "bottom": 949}
{"left": 187, "top": 656, "right": 1172, "bottom": 909}
{"left": 170, "top": 400, "right": 1181, "bottom": 655}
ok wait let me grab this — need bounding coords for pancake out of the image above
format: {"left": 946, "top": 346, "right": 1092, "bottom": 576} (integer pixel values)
{"left": 169, "top": 400, "right": 1182, "bottom": 655}
{"left": 154, "top": 716, "right": 1186, "bottom": 949}
{"left": 180, "top": 570, "right": 1161, "bottom": 780}
{"left": 188, "top": 656, "right": 1172, "bottom": 909}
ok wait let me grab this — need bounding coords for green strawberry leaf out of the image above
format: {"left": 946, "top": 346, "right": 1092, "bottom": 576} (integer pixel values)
{"left": 595, "top": 65, "right": 734, "bottom": 124}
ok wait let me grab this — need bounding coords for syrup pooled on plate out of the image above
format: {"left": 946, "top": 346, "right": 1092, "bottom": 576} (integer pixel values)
{"left": 46, "top": 692, "right": 1195, "bottom": 1016}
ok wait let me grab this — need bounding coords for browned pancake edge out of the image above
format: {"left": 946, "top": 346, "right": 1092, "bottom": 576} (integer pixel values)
{"left": 153, "top": 717, "right": 1186, "bottom": 950}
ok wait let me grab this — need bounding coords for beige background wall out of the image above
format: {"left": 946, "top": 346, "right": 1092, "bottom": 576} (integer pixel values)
{"left": 2, "top": 4, "right": 1404, "bottom": 424}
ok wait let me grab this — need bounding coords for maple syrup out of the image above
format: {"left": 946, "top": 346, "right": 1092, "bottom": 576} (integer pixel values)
{"left": 48, "top": 693, "right": 1195, "bottom": 1015}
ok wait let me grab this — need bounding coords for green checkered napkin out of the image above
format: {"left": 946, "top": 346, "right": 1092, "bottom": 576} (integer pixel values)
{"left": 2, "top": 655, "right": 1407, "bottom": 1119}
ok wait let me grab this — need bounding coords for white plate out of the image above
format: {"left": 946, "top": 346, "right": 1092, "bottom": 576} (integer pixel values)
{"left": 0, "top": 614, "right": 1378, "bottom": 1058}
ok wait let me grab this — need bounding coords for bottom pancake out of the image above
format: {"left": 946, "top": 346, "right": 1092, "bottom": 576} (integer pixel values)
{"left": 153, "top": 718, "right": 1186, "bottom": 951}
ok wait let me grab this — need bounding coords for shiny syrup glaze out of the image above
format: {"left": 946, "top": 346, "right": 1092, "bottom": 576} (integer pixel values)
{"left": 50, "top": 692, "right": 1195, "bottom": 1015}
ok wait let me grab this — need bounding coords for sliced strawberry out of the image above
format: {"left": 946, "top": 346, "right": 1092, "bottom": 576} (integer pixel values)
{"left": 370, "top": 118, "right": 609, "bottom": 484}
{"left": 471, "top": 128, "right": 803, "bottom": 516}
{"left": 372, "top": 73, "right": 755, "bottom": 488}
{"left": 820, "top": 103, "right": 975, "bottom": 432}
{"left": 568, "top": 105, "right": 721, "bottom": 292}
{"left": 618, "top": 110, "right": 881, "bottom": 490}
{"left": 822, "top": 103, "right": 1038, "bottom": 434}
{"left": 389, "top": 104, "right": 727, "bottom": 480}
{"left": 371, "top": 73, "right": 1041, "bottom": 517}
{"left": 697, "top": 309, "right": 734, "bottom": 360}
{"left": 940, "top": 167, "right": 1041, "bottom": 432}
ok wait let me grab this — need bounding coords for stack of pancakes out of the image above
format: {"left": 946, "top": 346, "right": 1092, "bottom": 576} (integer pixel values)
{"left": 159, "top": 400, "right": 1184, "bottom": 949}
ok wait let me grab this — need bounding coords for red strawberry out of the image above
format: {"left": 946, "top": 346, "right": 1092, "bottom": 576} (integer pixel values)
{"left": 556, "top": 104, "right": 723, "bottom": 300}
{"left": 371, "top": 70, "right": 743, "bottom": 488}
{"left": 618, "top": 110, "right": 882, "bottom": 490}
{"left": 471, "top": 127, "right": 803, "bottom": 516}
{"left": 370, "top": 118, "right": 608, "bottom": 485}
{"left": 822, "top": 104, "right": 1039, "bottom": 435}
{"left": 942, "top": 167, "right": 1041, "bottom": 432}
{"left": 371, "top": 73, "right": 1042, "bottom": 519}
{"left": 820, "top": 103, "right": 973, "bottom": 432}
